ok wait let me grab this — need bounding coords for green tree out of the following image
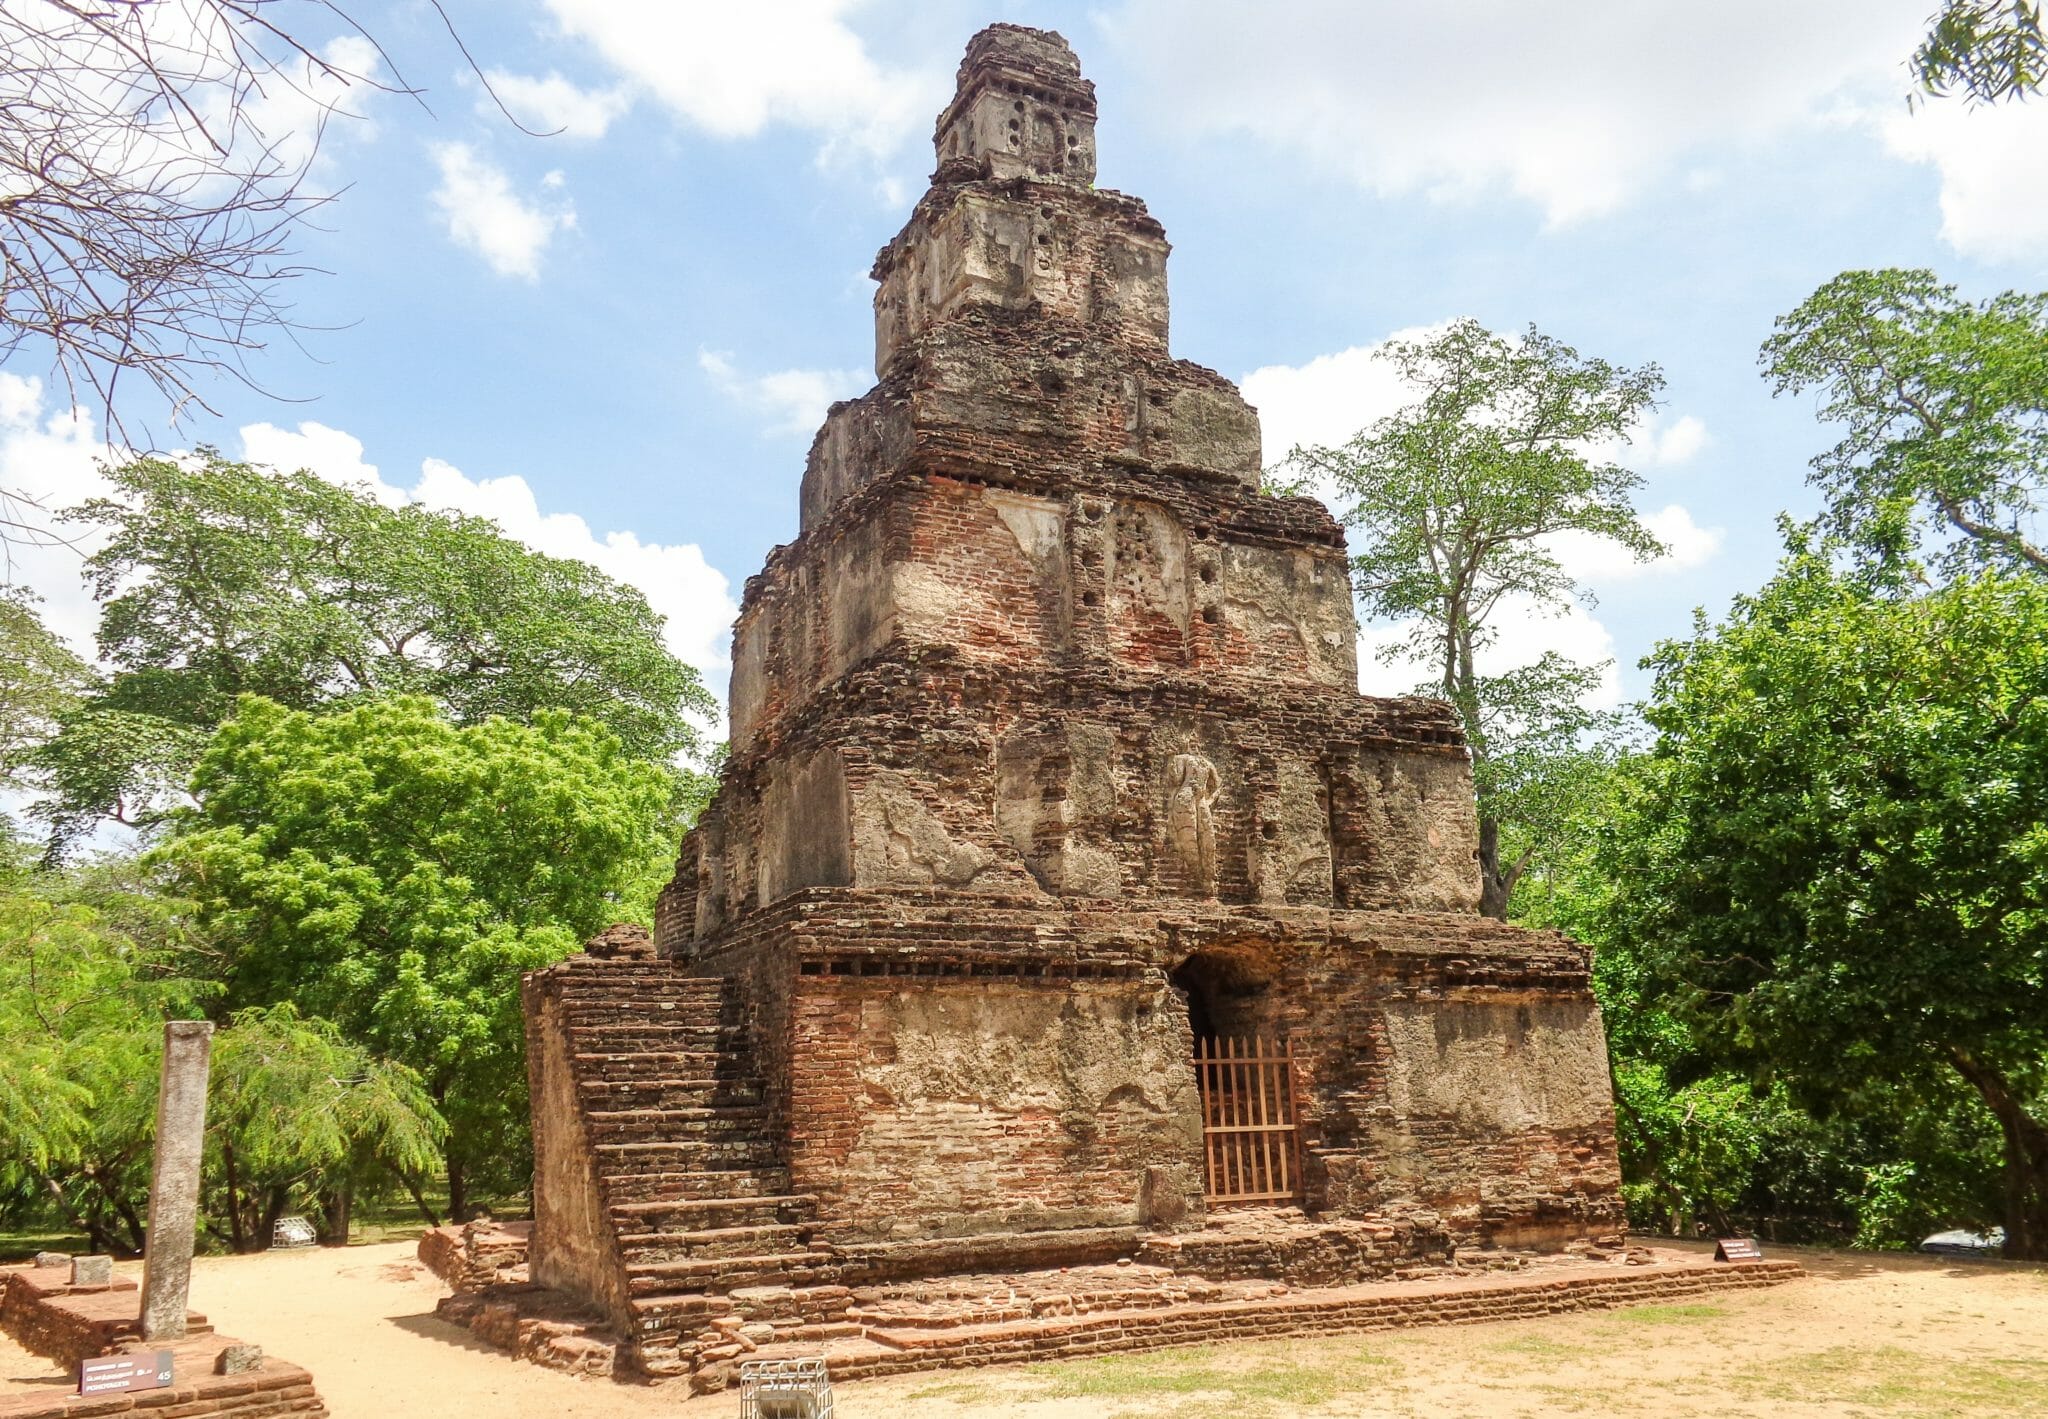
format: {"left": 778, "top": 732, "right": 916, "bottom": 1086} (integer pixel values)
{"left": 1762, "top": 269, "right": 2047, "bottom": 580}
{"left": 206, "top": 1004, "right": 444, "bottom": 1252}
{"left": 1613, "top": 540, "right": 2048, "bottom": 1257}
{"left": 0, "top": 849, "right": 205, "bottom": 1252}
{"left": 1285, "top": 318, "right": 1666, "bottom": 916}
{"left": 0, "top": 589, "right": 91, "bottom": 793}
{"left": 156, "top": 694, "right": 674, "bottom": 1218}
{"left": 1912, "top": 1, "right": 2047, "bottom": 104}
{"left": 38, "top": 453, "right": 713, "bottom": 851}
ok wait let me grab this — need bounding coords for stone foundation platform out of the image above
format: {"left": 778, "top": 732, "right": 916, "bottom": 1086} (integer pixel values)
{"left": 435, "top": 1235, "right": 1802, "bottom": 1393}
{"left": 417, "top": 1219, "right": 531, "bottom": 1294}
{"left": 0, "top": 1264, "right": 327, "bottom": 1419}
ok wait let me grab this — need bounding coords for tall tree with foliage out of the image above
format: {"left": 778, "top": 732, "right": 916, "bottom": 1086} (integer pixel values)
{"left": 37, "top": 454, "right": 713, "bottom": 852}
{"left": 156, "top": 694, "right": 674, "bottom": 1218}
{"left": 1912, "top": 1, "right": 2047, "bottom": 104}
{"left": 1286, "top": 318, "right": 1666, "bottom": 916}
{"left": 1613, "top": 540, "right": 2048, "bottom": 1257}
{"left": 1763, "top": 269, "right": 2047, "bottom": 580}
{"left": 0, "top": 589, "right": 92, "bottom": 794}
{"left": 206, "top": 1004, "right": 444, "bottom": 1252}
{"left": 0, "top": 847, "right": 444, "bottom": 1252}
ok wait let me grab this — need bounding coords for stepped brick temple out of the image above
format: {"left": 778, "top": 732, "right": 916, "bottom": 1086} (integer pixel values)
{"left": 509, "top": 24, "right": 1730, "bottom": 1390}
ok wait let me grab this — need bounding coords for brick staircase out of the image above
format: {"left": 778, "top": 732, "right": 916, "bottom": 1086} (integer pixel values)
{"left": 543, "top": 958, "right": 851, "bottom": 1378}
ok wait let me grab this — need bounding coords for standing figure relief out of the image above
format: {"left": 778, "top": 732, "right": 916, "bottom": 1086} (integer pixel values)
{"left": 1167, "top": 751, "right": 1222, "bottom": 892}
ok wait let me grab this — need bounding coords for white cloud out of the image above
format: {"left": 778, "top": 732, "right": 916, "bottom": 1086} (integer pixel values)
{"left": 237, "top": 421, "right": 737, "bottom": 693}
{"left": 1546, "top": 504, "right": 1723, "bottom": 585}
{"left": 1243, "top": 330, "right": 1448, "bottom": 469}
{"left": 0, "top": 373, "right": 112, "bottom": 659}
{"left": 428, "top": 142, "right": 576, "bottom": 280}
{"left": 1637, "top": 413, "right": 1709, "bottom": 467}
{"left": 1104, "top": 0, "right": 1931, "bottom": 224}
{"left": 1360, "top": 598, "right": 1623, "bottom": 708}
{"left": 480, "top": 70, "right": 631, "bottom": 140}
{"left": 537, "top": 0, "right": 940, "bottom": 161}
{"left": 698, "top": 349, "right": 866, "bottom": 440}
{"left": 238, "top": 34, "right": 385, "bottom": 180}
{"left": 1243, "top": 336, "right": 1720, "bottom": 703}
{"left": 1875, "top": 98, "right": 2048, "bottom": 264}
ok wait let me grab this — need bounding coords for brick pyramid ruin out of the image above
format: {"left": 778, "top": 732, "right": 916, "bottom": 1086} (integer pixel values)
{"left": 522, "top": 23, "right": 1624, "bottom": 1382}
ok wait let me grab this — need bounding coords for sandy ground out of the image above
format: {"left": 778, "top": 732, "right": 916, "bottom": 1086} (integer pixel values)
{"left": 7, "top": 1241, "right": 2048, "bottom": 1417}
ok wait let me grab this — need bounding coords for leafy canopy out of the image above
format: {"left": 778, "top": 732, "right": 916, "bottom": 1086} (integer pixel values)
{"left": 1284, "top": 317, "right": 1666, "bottom": 915}
{"left": 155, "top": 694, "right": 675, "bottom": 1190}
{"left": 39, "top": 453, "right": 713, "bottom": 847}
{"left": 1911, "top": 1, "right": 2047, "bottom": 105}
{"left": 0, "top": 589, "right": 92, "bottom": 794}
{"left": 1613, "top": 539, "right": 2048, "bottom": 1254}
{"left": 0, "top": 848, "right": 443, "bottom": 1253}
{"left": 1762, "top": 269, "right": 2048, "bottom": 581}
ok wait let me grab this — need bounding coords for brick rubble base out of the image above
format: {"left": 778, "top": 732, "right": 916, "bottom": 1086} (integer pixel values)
{"left": 0, "top": 1265, "right": 329, "bottom": 1419}
{"left": 434, "top": 1245, "right": 1802, "bottom": 1394}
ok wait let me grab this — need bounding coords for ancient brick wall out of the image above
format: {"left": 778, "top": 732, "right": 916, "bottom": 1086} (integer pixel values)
{"left": 531, "top": 24, "right": 1625, "bottom": 1349}
{"left": 785, "top": 970, "right": 1200, "bottom": 1243}
{"left": 0, "top": 1364, "right": 324, "bottom": 1419}
{"left": 0, "top": 1266, "right": 325, "bottom": 1419}
{"left": 522, "top": 978, "right": 633, "bottom": 1327}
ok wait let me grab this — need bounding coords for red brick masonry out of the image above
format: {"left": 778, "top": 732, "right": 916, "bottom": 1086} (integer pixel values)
{"left": 436, "top": 1245, "right": 1802, "bottom": 1392}
{"left": 0, "top": 1267, "right": 328, "bottom": 1419}
{"left": 417, "top": 1220, "right": 530, "bottom": 1294}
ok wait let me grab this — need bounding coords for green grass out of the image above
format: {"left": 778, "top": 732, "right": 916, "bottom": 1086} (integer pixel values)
{"left": 1739, "top": 1345, "right": 2048, "bottom": 1415}
{"left": 1490, "top": 1335, "right": 1576, "bottom": 1358}
{"left": 1604, "top": 1302, "right": 1729, "bottom": 1325}
{"left": 1028, "top": 1342, "right": 1397, "bottom": 1415}
{"left": 0, "top": 1230, "right": 87, "bottom": 1264}
{"left": 902, "top": 1379, "right": 997, "bottom": 1404}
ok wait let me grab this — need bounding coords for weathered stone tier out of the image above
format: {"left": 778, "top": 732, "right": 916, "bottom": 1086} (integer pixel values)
{"left": 519, "top": 21, "right": 1628, "bottom": 1385}
{"left": 435, "top": 1242, "right": 1802, "bottom": 1394}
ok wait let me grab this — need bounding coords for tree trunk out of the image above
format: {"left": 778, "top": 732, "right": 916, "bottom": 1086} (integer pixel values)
{"left": 1610, "top": 1066, "right": 1693, "bottom": 1235}
{"left": 1476, "top": 814, "right": 1510, "bottom": 919}
{"left": 401, "top": 1172, "right": 442, "bottom": 1229}
{"left": 1947, "top": 1046, "right": 2048, "bottom": 1259}
{"left": 221, "top": 1140, "right": 247, "bottom": 1254}
{"left": 446, "top": 1150, "right": 467, "bottom": 1224}
{"left": 322, "top": 1185, "right": 353, "bottom": 1246}
{"left": 259, "top": 1185, "right": 290, "bottom": 1249}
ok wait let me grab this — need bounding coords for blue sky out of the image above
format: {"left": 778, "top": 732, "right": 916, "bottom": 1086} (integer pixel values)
{"left": 7, "top": 0, "right": 2047, "bottom": 723}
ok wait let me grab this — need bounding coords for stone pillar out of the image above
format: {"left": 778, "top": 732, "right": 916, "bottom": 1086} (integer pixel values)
{"left": 140, "top": 1020, "right": 214, "bottom": 1342}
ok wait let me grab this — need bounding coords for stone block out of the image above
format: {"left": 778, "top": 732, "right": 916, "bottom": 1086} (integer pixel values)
{"left": 69, "top": 1255, "right": 113, "bottom": 1287}
{"left": 215, "top": 1343, "right": 264, "bottom": 1374}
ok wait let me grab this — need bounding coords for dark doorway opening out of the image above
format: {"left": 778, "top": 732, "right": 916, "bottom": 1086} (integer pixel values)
{"left": 1172, "top": 948, "right": 1303, "bottom": 1206}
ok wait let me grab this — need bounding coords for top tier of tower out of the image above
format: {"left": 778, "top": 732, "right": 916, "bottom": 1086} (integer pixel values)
{"left": 935, "top": 24, "right": 1099, "bottom": 187}
{"left": 867, "top": 26, "right": 1170, "bottom": 379}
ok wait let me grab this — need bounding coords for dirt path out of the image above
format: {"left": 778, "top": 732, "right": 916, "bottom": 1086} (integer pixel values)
{"left": 16, "top": 1243, "right": 2048, "bottom": 1418}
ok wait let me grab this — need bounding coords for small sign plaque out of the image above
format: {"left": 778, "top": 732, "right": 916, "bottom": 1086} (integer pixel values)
{"left": 79, "top": 1352, "right": 173, "bottom": 1396}
{"left": 1714, "top": 1237, "right": 1764, "bottom": 1262}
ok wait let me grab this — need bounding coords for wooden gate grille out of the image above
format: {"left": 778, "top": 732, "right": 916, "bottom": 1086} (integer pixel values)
{"left": 1194, "top": 1035, "right": 1303, "bottom": 1205}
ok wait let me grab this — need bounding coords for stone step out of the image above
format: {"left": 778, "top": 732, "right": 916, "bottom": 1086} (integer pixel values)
{"left": 773, "top": 1321, "right": 866, "bottom": 1343}
{"left": 619, "top": 1222, "right": 810, "bottom": 1263}
{"left": 560, "top": 999, "right": 728, "bottom": 1020}
{"left": 566, "top": 1024, "right": 743, "bottom": 1048}
{"left": 601, "top": 1168, "right": 794, "bottom": 1203}
{"left": 578, "top": 1078, "right": 764, "bottom": 1108}
{"left": 725, "top": 1284, "right": 855, "bottom": 1324}
{"left": 571, "top": 1048, "right": 741, "bottom": 1072}
{"left": 585, "top": 1104, "right": 770, "bottom": 1129}
{"left": 625, "top": 1252, "right": 841, "bottom": 1295}
{"left": 586, "top": 1109, "right": 770, "bottom": 1143}
{"left": 610, "top": 1193, "right": 819, "bottom": 1233}
{"left": 593, "top": 1138, "right": 781, "bottom": 1169}
{"left": 849, "top": 1281, "right": 1199, "bottom": 1329}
